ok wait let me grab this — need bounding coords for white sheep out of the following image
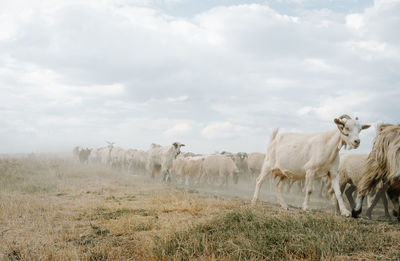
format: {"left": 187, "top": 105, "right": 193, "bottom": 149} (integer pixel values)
{"left": 147, "top": 142, "right": 185, "bottom": 181}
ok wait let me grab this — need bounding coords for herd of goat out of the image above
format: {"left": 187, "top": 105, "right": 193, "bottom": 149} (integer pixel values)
{"left": 73, "top": 115, "right": 400, "bottom": 221}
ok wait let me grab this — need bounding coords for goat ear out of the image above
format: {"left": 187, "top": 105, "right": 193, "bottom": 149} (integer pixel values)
{"left": 362, "top": 124, "right": 371, "bottom": 130}
{"left": 334, "top": 118, "right": 344, "bottom": 130}
{"left": 180, "top": 143, "right": 185, "bottom": 147}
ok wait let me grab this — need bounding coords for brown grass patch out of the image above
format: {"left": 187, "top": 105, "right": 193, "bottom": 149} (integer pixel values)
{"left": 1, "top": 156, "right": 400, "bottom": 260}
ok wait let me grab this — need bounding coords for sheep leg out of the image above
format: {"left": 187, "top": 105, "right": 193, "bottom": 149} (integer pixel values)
{"left": 330, "top": 170, "right": 351, "bottom": 217}
{"left": 301, "top": 179, "right": 306, "bottom": 193}
{"left": 318, "top": 179, "right": 325, "bottom": 197}
{"left": 219, "top": 170, "right": 228, "bottom": 189}
{"left": 302, "top": 170, "right": 315, "bottom": 211}
{"left": 276, "top": 177, "right": 289, "bottom": 210}
{"left": 224, "top": 174, "right": 229, "bottom": 189}
{"left": 298, "top": 180, "right": 304, "bottom": 193}
{"left": 162, "top": 168, "right": 171, "bottom": 182}
{"left": 366, "top": 189, "right": 384, "bottom": 219}
{"left": 352, "top": 194, "right": 364, "bottom": 218}
{"left": 251, "top": 162, "right": 271, "bottom": 204}
{"left": 387, "top": 187, "right": 400, "bottom": 220}
{"left": 381, "top": 191, "right": 391, "bottom": 221}
{"left": 285, "top": 180, "right": 291, "bottom": 193}
{"left": 344, "top": 185, "right": 356, "bottom": 209}
{"left": 285, "top": 179, "right": 296, "bottom": 193}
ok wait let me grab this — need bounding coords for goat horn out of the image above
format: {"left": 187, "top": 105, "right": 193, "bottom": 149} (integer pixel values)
{"left": 338, "top": 114, "right": 351, "bottom": 120}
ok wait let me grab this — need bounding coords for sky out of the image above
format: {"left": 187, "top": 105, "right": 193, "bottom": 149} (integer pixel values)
{"left": 0, "top": 0, "right": 399, "bottom": 154}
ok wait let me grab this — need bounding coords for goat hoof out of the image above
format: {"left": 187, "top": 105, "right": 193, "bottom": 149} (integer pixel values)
{"left": 351, "top": 209, "right": 361, "bottom": 218}
{"left": 393, "top": 210, "right": 399, "bottom": 217}
{"left": 341, "top": 210, "right": 351, "bottom": 217}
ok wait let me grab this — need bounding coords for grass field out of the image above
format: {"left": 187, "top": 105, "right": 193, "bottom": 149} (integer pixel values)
{"left": 1, "top": 156, "right": 400, "bottom": 260}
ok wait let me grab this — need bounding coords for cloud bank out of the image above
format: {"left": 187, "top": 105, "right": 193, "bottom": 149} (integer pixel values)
{"left": 0, "top": 0, "right": 399, "bottom": 154}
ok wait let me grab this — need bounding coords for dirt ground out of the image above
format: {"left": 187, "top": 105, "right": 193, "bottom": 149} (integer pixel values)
{"left": 0, "top": 156, "right": 397, "bottom": 260}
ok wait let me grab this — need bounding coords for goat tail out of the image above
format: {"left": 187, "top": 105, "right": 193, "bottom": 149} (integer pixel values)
{"left": 270, "top": 128, "right": 279, "bottom": 143}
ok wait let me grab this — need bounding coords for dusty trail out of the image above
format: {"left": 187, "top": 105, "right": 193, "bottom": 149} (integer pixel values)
{"left": 162, "top": 173, "right": 391, "bottom": 220}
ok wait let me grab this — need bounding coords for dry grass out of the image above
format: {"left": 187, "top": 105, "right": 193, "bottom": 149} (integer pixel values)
{"left": 1, "top": 156, "right": 400, "bottom": 260}
{"left": 154, "top": 207, "right": 400, "bottom": 260}
{"left": 0, "top": 156, "right": 241, "bottom": 260}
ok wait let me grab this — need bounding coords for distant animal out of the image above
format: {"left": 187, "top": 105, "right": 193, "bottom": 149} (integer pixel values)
{"left": 220, "top": 151, "right": 249, "bottom": 183}
{"left": 88, "top": 148, "right": 101, "bottom": 164}
{"left": 147, "top": 142, "right": 185, "bottom": 181}
{"left": 247, "top": 152, "right": 265, "bottom": 179}
{"left": 72, "top": 146, "right": 80, "bottom": 161}
{"left": 202, "top": 154, "right": 239, "bottom": 188}
{"left": 109, "top": 147, "right": 126, "bottom": 170}
{"left": 182, "top": 152, "right": 203, "bottom": 158}
{"left": 79, "top": 148, "right": 92, "bottom": 164}
{"left": 103, "top": 141, "right": 115, "bottom": 166}
{"left": 172, "top": 155, "right": 205, "bottom": 186}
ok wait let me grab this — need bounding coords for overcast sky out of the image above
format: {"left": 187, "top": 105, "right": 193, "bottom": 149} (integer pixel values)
{"left": 1, "top": 0, "right": 399, "bottom": 154}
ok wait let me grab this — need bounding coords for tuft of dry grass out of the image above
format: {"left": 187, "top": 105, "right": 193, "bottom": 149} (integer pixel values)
{"left": 1, "top": 155, "right": 400, "bottom": 260}
{"left": 154, "top": 206, "right": 400, "bottom": 260}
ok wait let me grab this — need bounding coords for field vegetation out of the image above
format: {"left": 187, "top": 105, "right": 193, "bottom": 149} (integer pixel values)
{"left": 1, "top": 156, "right": 400, "bottom": 260}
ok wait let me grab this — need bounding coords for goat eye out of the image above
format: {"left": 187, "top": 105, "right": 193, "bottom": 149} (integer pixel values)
{"left": 345, "top": 127, "right": 350, "bottom": 131}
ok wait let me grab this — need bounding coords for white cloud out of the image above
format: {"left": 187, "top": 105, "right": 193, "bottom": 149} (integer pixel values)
{"left": 298, "top": 106, "right": 313, "bottom": 116}
{"left": 301, "top": 92, "right": 377, "bottom": 122}
{"left": 264, "top": 78, "right": 293, "bottom": 88}
{"left": 0, "top": 0, "right": 399, "bottom": 154}
{"left": 164, "top": 122, "right": 192, "bottom": 137}
{"left": 304, "top": 58, "right": 337, "bottom": 72}
{"left": 346, "top": 13, "right": 363, "bottom": 30}
{"left": 202, "top": 121, "right": 250, "bottom": 140}
{"left": 149, "top": 95, "right": 188, "bottom": 103}
{"left": 75, "top": 83, "right": 125, "bottom": 96}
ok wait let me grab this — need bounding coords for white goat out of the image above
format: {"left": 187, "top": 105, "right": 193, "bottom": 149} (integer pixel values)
{"left": 220, "top": 151, "right": 249, "bottom": 183}
{"left": 147, "top": 142, "right": 185, "bottom": 181}
{"left": 252, "top": 115, "right": 370, "bottom": 216}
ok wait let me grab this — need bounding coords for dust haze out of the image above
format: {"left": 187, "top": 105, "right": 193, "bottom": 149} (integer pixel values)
{"left": 2, "top": 0, "right": 400, "bottom": 259}
{"left": 0, "top": 143, "right": 394, "bottom": 260}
